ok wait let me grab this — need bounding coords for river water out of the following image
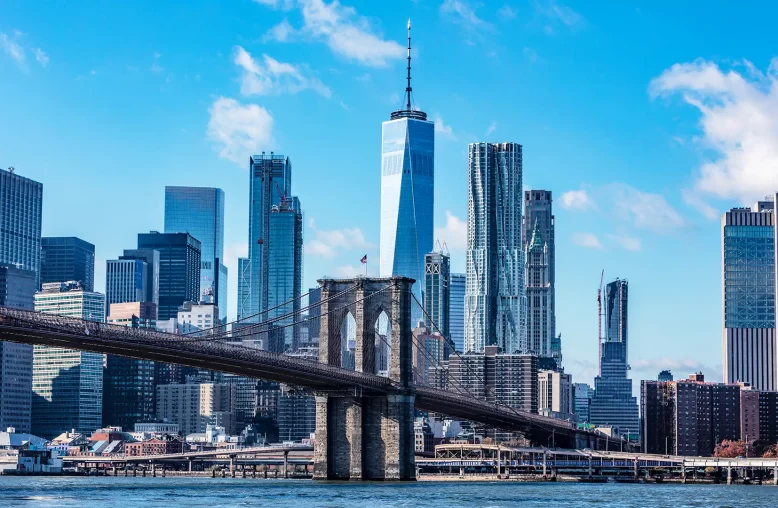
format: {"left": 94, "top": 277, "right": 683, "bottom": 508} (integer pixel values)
{"left": 0, "top": 476, "right": 770, "bottom": 507}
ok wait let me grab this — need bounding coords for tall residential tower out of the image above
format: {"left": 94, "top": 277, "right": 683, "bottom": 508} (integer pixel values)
{"left": 464, "top": 143, "right": 526, "bottom": 354}
{"left": 722, "top": 199, "right": 777, "bottom": 391}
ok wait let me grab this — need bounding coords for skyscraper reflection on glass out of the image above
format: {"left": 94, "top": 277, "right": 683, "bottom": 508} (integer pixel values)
{"left": 164, "top": 186, "right": 226, "bottom": 322}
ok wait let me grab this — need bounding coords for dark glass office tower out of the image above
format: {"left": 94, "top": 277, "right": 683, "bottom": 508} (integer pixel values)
{"left": 0, "top": 167, "right": 41, "bottom": 434}
{"left": 248, "top": 154, "right": 291, "bottom": 322}
{"left": 589, "top": 278, "right": 639, "bottom": 441}
{"left": 0, "top": 264, "right": 36, "bottom": 432}
{"left": 164, "top": 186, "right": 227, "bottom": 322}
{"left": 137, "top": 232, "right": 201, "bottom": 321}
{"left": 40, "top": 237, "right": 96, "bottom": 291}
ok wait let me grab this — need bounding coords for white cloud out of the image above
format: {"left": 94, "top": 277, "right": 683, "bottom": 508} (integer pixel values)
{"left": 441, "top": 0, "right": 494, "bottom": 31}
{"left": 650, "top": 58, "right": 778, "bottom": 205}
{"left": 32, "top": 48, "right": 48, "bottom": 67}
{"left": 498, "top": 4, "right": 518, "bottom": 20}
{"left": 234, "top": 46, "right": 331, "bottom": 98}
{"left": 333, "top": 263, "right": 373, "bottom": 278}
{"left": 306, "top": 220, "right": 374, "bottom": 258}
{"left": 572, "top": 232, "right": 603, "bottom": 249}
{"left": 207, "top": 97, "right": 274, "bottom": 165}
{"left": 0, "top": 32, "right": 25, "bottom": 67}
{"left": 610, "top": 183, "right": 685, "bottom": 233}
{"left": 257, "top": 0, "right": 405, "bottom": 67}
{"left": 433, "top": 114, "right": 456, "bottom": 140}
{"left": 682, "top": 188, "right": 718, "bottom": 220}
{"left": 150, "top": 52, "right": 164, "bottom": 73}
{"left": 434, "top": 210, "right": 467, "bottom": 251}
{"left": 486, "top": 121, "right": 497, "bottom": 136}
{"left": 264, "top": 19, "right": 296, "bottom": 42}
{"left": 560, "top": 188, "right": 594, "bottom": 210}
{"left": 535, "top": 1, "right": 584, "bottom": 32}
{"left": 610, "top": 234, "right": 641, "bottom": 252}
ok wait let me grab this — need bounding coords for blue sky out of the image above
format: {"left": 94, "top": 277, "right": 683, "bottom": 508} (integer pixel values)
{"left": 3, "top": 0, "right": 778, "bottom": 390}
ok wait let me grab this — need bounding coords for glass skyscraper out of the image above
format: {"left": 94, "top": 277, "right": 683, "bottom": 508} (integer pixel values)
{"left": 449, "top": 273, "right": 466, "bottom": 353}
{"left": 0, "top": 167, "right": 41, "bottom": 434}
{"left": 589, "top": 278, "right": 639, "bottom": 440}
{"left": 267, "top": 197, "right": 303, "bottom": 350}
{"left": 524, "top": 190, "right": 555, "bottom": 358}
{"left": 105, "top": 258, "right": 149, "bottom": 315}
{"left": 464, "top": 143, "right": 526, "bottom": 354}
{"left": 33, "top": 282, "right": 105, "bottom": 437}
{"left": 248, "top": 154, "right": 291, "bottom": 322}
{"left": 164, "top": 186, "right": 227, "bottom": 322}
{"left": 137, "top": 232, "right": 201, "bottom": 321}
{"left": 722, "top": 198, "right": 777, "bottom": 391}
{"left": 379, "top": 25, "right": 433, "bottom": 312}
{"left": 424, "top": 251, "right": 450, "bottom": 337}
{"left": 237, "top": 257, "right": 251, "bottom": 321}
{"left": 0, "top": 167, "right": 43, "bottom": 284}
{"left": 0, "top": 264, "right": 36, "bottom": 433}
{"left": 40, "top": 237, "right": 96, "bottom": 291}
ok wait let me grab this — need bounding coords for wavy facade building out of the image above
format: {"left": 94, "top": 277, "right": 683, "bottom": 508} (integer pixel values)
{"left": 464, "top": 142, "right": 526, "bottom": 354}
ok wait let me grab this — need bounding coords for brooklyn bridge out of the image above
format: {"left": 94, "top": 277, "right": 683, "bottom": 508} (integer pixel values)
{"left": 0, "top": 276, "right": 621, "bottom": 481}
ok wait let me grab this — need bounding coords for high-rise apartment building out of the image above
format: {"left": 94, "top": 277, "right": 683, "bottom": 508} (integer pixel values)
{"left": 379, "top": 25, "right": 434, "bottom": 313}
{"left": 156, "top": 382, "right": 236, "bottom": 435}
{"left": 641, "top": 374, "right": 742, "bottom": 456}
{"left": 0, "top": 167, "right": 43, "bottom": 284}
{"left": 449, "top": 273, "right": 466, "bottom": 353}
{"left": 104, "top": 302, "right": 157, "bottom": 429}
{"left": 164, "top": 186, "right": 227, "bottom": 322}
{"left": 448, "top": 346, "right": 538, "bottom": 413}
{"left": 267, "top": 197, "right": 303, "bottom": 351}
{"left": 525, "top": 219, "right": 553, "bottom": 357}
{"left": 424, "top": 251, "right": 450, "bottom": 337}
{"left": 40, "top": 237, "right": 95, "bottom": 291}
{"left": 137, "top": 232, "right": 201, "bottom": 321}
{"left": 32, "top": 281, "right": 105, "bottom": 437}
{"left": 589, "top": 278, "right": 639, "bottom": 440}
{"left": 538, "top": 369, "right": 574, "bottom": 417}
{"left": 722, "top": 199, "right": 777, "bottom": 391}
{"left": 248, "top": 154, "right": 291, "bottom": 322}
{"left": 0, "top": 265, "right": 36, "bottom": 433}
{"left": 237, "top": 257, "right": 251, "bottom": 321}
{"left": 465, "top": 142, "right": 526, "bottom": 354}
{"left": 524, "top": 190, "right": 555, "bottom": 358}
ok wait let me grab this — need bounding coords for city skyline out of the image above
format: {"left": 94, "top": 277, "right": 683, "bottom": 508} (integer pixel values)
{"left": 5, "top": 1, "right": 778, "bottom": 390}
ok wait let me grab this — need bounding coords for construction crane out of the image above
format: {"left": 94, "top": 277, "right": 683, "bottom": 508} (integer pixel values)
{"left": 274, "top": 181, "right": 286, "bottom": 206}
{"left": 597, "top": 269, "right": 604, "bottom": 374}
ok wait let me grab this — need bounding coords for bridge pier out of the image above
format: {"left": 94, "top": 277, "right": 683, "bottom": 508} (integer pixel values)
{"left": 313, "top": 277, "right": 416, "bottom": 481}
{"left": 774, "top": 463, "right": 777, "bottom": 485}
{"left": 727, "top": 463, "right": 732, "bottom": 485}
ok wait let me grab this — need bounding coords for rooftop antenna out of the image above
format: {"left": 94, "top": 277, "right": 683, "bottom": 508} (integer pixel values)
{"left": 406, "top": 19, "right": 412, "bottom": 111}
{"left": 8, "top": 167, "right": 15, "bottom": 174}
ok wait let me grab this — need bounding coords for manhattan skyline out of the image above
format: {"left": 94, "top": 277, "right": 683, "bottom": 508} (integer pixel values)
{"left": 2, "top": 0, "right": 773, "bottom": 390}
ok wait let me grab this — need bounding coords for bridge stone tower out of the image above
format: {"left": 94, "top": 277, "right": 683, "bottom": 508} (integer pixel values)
{"left": 313, "top": 276, "right": 415, "bottom": 481}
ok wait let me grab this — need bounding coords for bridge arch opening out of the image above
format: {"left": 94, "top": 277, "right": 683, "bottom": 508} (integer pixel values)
{"left": 374, "top": 309, "right": 391, "bottom": 377}
{"left": 340, "top": 311, "right": 357, "bottom": 370}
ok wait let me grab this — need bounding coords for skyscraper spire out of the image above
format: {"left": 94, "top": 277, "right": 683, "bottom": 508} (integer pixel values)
{"left": 391, "top": 19, "right": 426, "bottom": 121}
{"left": 406, "top": 18, "right": 412, "bottom": 111}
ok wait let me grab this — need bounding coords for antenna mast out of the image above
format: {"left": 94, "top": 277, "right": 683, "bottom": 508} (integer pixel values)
{"left": 406, "top": 19, "right": 412, "bottom": 110}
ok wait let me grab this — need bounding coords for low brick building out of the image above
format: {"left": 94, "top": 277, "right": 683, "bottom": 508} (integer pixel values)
{"left": 124, "top": 436, "right": 184, "bottom": 456}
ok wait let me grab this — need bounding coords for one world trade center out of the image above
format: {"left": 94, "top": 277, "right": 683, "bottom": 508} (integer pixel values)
{"left": 380, "top": 20, "right": 434, "bottom": 317}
